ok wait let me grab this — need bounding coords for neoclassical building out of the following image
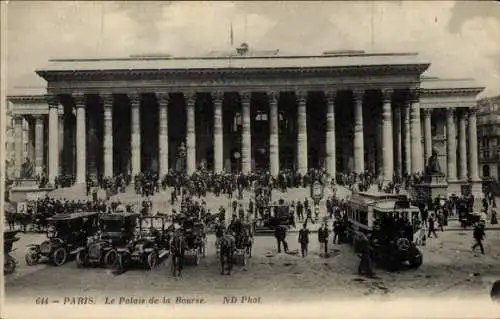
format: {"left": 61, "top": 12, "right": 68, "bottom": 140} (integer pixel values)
{"left": 7, "top": 45, "right": 485, "bottom": 195}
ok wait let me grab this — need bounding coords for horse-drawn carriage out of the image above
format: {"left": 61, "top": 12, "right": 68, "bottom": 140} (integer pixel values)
{"left": 4, "top": 230, "right": 20, "bottom": 274}
{"left": 25, "top": 211, "right": 100, "bottom": 266}
{"left": 115, "top": 215, "right": 170, "bottom": 271}
{"left": 181, "top": 219, "right": 206, "bottom": 265}
{"left": 232, "top": 222, "right": 253, "bottom": 266}
{"left": 71, "top": 212, "right": 139, "bottom": 268}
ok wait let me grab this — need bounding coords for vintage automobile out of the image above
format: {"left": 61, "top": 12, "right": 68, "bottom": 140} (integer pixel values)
{"left": 254, "top": 199, "right": 291, "bottom": 234}
{"left": 346, "top": 191, "right": 423, "bottom": 270}
{"left": 25, "top": 211, "right": 99, "bottom": 266}
{"left": 115, "top": 215, "right": 170, "bottom": 270}
{"left": 4, "top": 230, "right": 20, "bottom": 275}
{"left": 71, "top": 213, "right": 139, "bottom": 268}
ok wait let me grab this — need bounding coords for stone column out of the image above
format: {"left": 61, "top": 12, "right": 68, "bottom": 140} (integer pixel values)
{"left": 157, "top": 93, "right": 169, "bottom": 178}
{"left": 325, "top": 90, "right": 337, "bottom": 179}
{"left": 458, "top": 110, "right": 468, "bottom": 180}
{"left": 130, "top": 94, "right": 141, "bottom": 178}
{"left": 268, "top": 91, "right": 280, "bottom": 177}
{"left": 446, "top": 108, "right": 458, "bottom": 181}
{"left": 74, "top": 94, "right": 86, "bottom": 184}
{"left": 403, "top": 102, "right": 411, "bottom": 175}
{"left": 296, "top": 91, "right": 308, "bottom": 174}
{"left": 102, "top": 94, "right": 114, "bottom": 178}
{"left": 423, "top": 109, "right": 433, "bottom": 165}
{"left": 353, "top": 89, "right": 365, "bottom": 174}
{"left": 393, "top": 105, "right": 402, "bottom": 176}
{"left": 58, "top": 106, "right": 64, "bottom": 176}
{"left": 212, "top": 91, "right": 224, "bottom": 173}
{"left": 468, "top": 108, "right": 480, "bottom": 182}
{"left": 48, "top": 98, "right": 60, "bottom": 186}
{"left": 14, "top": 116, "right": 23, "bottom": 178}
{"left": 409, "top": 92, "right": 423, "bottom": 173}
{"left": 34, "top": 115, "right": 44, "bottom": 176}
{"left": 185, "top": 92, "right": 196, "bottom": 175}
{"left": 381, "top": 89, "right": 394, "bottom": 182}
{"left": 241, "top": 92, "right": 252, "bottom": 174}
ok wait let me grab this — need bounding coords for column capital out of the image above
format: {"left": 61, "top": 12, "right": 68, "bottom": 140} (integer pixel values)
{"left": 468, "top": 106, "right": 479, "bottom": 115}
{"left": 211, "top": 91, "right": 224, "bottom": 104}
{"left": 101, "top": 93, "right": 114, "bottom": 107}
{"left": 73, "top": 93, "right": 87, "bottom": 108}
{"left": 325, "top": 90, "right": 337, "bottom": 104}
{"left": 155, "top": 92, "right": 170, "bottom": 105}
{"left": 267, "top": 91, "right": 280, "bottom": 103}
{"left": 422, "top": 108, "right": 432, "bottom": 118}
{"left": 184, "top": 92, "right": 197, "bottom": 105}
{"left": 240, "top": 91, "right": 251, "bottom": 104}
{"left": 296, "top": 90, "right": 307, "bottom": 104}
{"left": 128, "top": 93, "right": 141, "bottom": 105}
{"left": 46, "top": 94, "right": 60, "bottom": 108}
{"left": 407, "top": 89, "right": 420, "bottom": 103}
{"left": 446, "top": 107, "right": 456, "bottom": 117}
{"left": 13, "top": 115, "right": 24, "bottom": 123}
{"left": 381, "top": 88, "right": 394, "bottom": 103}
{"left": 352, "top": 89, "right": 365, "bottom": 101}
{"left": 33, "top": 114, "right": 44, "bottom": 121}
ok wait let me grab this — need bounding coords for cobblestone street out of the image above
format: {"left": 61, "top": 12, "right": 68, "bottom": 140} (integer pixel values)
{"left": 6, "top": 225, "right": 500, "bottom": 304}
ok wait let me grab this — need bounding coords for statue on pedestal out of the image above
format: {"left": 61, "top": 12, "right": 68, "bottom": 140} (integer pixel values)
{"left": 425, "top": 149, "right": 442, "bottom": 175}
{"left": 20, "top": 158, "right": 34, "bottom": 179}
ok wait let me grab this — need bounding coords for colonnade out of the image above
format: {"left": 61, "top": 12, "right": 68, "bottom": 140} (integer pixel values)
{"left": 13, "top": 89, "right": 481, "bottom": 187}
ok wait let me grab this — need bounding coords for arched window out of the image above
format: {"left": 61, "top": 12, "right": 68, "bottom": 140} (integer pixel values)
{"left": 482, "top": 165, "right": 491, "bottom": 177}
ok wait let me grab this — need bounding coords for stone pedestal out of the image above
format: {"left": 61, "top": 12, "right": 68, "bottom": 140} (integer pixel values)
{"left": 412, "top": 173, "right": 448, "bottom": 203}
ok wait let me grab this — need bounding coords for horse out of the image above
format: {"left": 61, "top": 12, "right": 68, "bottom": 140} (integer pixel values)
{"left": 169, "top": 231, "right": 185, "bottom": 277}
{"left": 219, "top": 233, "right": 236, "bottom": 275}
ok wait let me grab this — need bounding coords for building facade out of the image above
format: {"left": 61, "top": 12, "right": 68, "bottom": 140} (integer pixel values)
{"left": 6, "top": 46, "right": 485, "bottom": 195}
{"left": 477, "top": 95, "right": 500, "bottom": 182}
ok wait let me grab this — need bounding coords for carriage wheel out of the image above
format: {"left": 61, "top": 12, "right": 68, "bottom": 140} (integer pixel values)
{"left": 4, "top": 255, "right": 16, "bottom": 275}
{"left": 104, "top": 249, "right": 118, "bottom": 268}
{"left": 76, "top": 251, "right": 88, "bottom": 268}
{"left": 25, "top": 250, "right": 39, "bottom": 266}
{"left": 51, "top": 247, "right": 67, "bottom": 266}
{"left": 146, "top": 251, "right": 159, "bottom": 270}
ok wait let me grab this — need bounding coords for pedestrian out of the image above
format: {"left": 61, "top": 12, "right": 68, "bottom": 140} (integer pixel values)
{"left": 332, "top": 218, "right": 342, "bottom": 244}
{"left": 275, "top": 225, "right": 288, "bottom": 253}
{"left": 427, "top": 214, "right": 438, "bottom": 238}
{"left": 357, "top": 232, "right": 375, "bottom": 277}
{"left": 318, "top": 222, "right": 329, "bottom": 257}
{"left": 472, "top": 222, "right": 486, "bottom": 255}
{"left": 491, "top": 210, "right": 498, "bottom": 225}
{"left": 304, "top": 208, "right": 314, "bottom": 225}
{"left": 298, "top": 223, "right": 310, "bottom": 257}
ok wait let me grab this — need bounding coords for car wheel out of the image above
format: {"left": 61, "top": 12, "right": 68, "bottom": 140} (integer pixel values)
{"left": 25, "top": 250, "right": 39, "bottom": 266}
{"left": 4, "top": 255, "right": 16, "bottom": 275}
{"left": 52, "top": 247, "right": 68, "bottom": 266}
{"left": 408, "top": 247, "right": 423, "bottom": 268}
{"left": 146, "top": 252, "right": 158, "bottom": 270}
{"left": 104, "top": 249, "right": 118, "bottom": 268}
{"left": 76, "top": 251, "right": 88, "bottom": 268}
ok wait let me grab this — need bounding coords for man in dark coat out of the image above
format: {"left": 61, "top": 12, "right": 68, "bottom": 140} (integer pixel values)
{"left": 318, "top": 222, "right": 329, "bottom": 257}
{"left": 274, "top": 225, "right": 288, "bottom": 253}
{"left": 472, "top": 223, "right": 486, "bottom": 255}
{"left": 298, "top": 223, "right": 310, "bottom": 257}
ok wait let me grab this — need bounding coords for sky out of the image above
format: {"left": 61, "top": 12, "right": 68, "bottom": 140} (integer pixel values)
{"left": 6, "top": 1, "right": 500, "bottom": 97}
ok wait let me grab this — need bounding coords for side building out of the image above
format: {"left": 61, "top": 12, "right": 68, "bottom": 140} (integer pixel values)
{"left": 477, "top": 95, "right": 500, "bottom": 194}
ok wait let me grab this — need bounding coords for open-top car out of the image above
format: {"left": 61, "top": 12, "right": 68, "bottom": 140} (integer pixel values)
{"left": 4, "top": 230, "right": 20, "bottom": 274}
{"left": 25, "top": 211, "right": 99, "bottom": 266}
{"left": 180, "top": 218, "right": 206, "bottom": 266}
{"left": 71, "top": 212, "right": 139, "bottom": 268}
{"left": 115, "top": 215, "right": 170, "bottom": 271}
